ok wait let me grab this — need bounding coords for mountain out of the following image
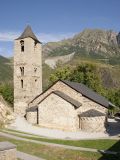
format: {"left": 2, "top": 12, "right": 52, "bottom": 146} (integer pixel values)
{"left": 0, "top": 29, "right": 120, "bottom": 89}
{"left": 0, "top": 56, "right": 13, "bottom": 83}
{"left": 43, "top": 29, "right": 120, "bottom": 65}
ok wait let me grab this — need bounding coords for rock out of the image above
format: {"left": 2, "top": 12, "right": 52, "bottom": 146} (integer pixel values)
{"left": 0, "top": 95, "right": 14, "bottom": 126}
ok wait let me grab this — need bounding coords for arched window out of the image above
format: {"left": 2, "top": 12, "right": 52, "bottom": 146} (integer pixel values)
{"left": 21, "top": 79, "right": 23, "bottom": 88}
{"left": 20, "top": 67, "right": 24, "bottom": 76}
{"left": 20, "top": 40, "right": 24, "bottom": 52}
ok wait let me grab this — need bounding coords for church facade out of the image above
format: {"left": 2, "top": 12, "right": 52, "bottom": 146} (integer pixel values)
{"left": 14, "top": 26, "right": 114, "bottom": 132}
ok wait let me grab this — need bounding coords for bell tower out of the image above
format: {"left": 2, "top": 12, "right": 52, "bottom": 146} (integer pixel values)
{"left": 14, "top": 25, "right": 42, "bottom": 115}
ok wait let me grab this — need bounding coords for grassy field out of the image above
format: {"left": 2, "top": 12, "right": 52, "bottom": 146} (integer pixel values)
{"left": 2, "top": 129, "right": 120, "bottom": 151}
{"left": 0, "top": 136, "right": 119, "bottom": 160}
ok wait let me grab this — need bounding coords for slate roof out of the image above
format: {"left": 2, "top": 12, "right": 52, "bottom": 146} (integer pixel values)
{"left": 62, "top": 80, "right": 112, "bottom": 108}
{"left": 16, "top": 25, "right": 41, "bottom": 43}
{"left": 27, "top": 91, "right": 82, "bottom": 112}
{"left": 0, "top": 142, "right": 16, "bottom": 151}
{"left": 53, "top": 90, "right": 82, "bottom": 109}
{"left": 79, "top": 109, "right": 105, "bottom": 117}
{"left": 26, "top": 106, "right": 38, "bottom": 112}
{"left": 29, "top": 79, "right": 115, "bottom": 108}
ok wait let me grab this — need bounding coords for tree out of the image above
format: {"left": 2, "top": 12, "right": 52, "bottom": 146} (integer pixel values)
{"left": 0, "top": 83, "right": 13, "bottom": 106}
{"left": 49, "top": 63, "right": 120, "bottom": 108}
{"left": 49, "top": 66, "right": 72, "bottom": 83}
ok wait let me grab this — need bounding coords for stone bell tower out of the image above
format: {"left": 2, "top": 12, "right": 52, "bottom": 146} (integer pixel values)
{"left": 14, "top": 25, "right": 42, "bottom": 115}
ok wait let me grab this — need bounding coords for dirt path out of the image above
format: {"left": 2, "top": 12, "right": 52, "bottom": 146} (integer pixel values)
{"left": 8, "top": 116, "right": 110, "bottom": 140}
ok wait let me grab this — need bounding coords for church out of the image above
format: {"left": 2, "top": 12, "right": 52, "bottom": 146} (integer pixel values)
{"left": 14, "top": 26, "right": 114, "bottom": 132}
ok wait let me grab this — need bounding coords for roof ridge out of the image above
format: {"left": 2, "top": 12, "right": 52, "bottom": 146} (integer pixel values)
{"left": 62, "top": 80, "right": 110, "bottom": 108}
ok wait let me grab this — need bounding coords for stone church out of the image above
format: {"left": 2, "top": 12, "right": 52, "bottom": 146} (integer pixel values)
{"left": 14, "top": 26, "right": 114, "bottom": 132}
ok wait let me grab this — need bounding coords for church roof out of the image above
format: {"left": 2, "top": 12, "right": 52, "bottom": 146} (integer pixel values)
{"left": 27, "top": 90, "right": 82, "bottom": 112}
{"left": 79, "top": 109, "right": 105, "bottom": 117}
{"left": 62, "top": 80, "right": 112, "bottom": 108}
{"left": 26, "top": 106, "right": 38, "bottom": 112}
{"left": 16, "top": 25, "right": 41, "bottom": 43}
{"left": 53, "top": 91, "right": 82, "bottom": 109}
{"left": 29, "top": 80, "right": 115, "bottom": 108}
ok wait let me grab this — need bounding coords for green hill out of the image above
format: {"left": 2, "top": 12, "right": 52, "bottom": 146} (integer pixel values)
{"left": 0, "top": 56, "right": 13, "bottom": 83}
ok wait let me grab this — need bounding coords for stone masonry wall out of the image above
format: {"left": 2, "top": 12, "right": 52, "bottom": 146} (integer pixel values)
{"left": 14, "top": 37, "right": 42, "bottom": 115}
{"left": 38, "top": 93, "right": 77, "bottom": 131}
{"left": 30, "top": 81, "right": 107, "bottom": 132}
{"left": 0, "top": 142, "right": 16, "bottom": 160}
{"left": 0, "top": 149, "right": 16, "bottom": 160}
{"left": 26, "top": 111, "right": 37, "bottom": 124}
{"left": 80, "top": 116, "right": 106, "bottom": 132}
{"left": 31, "top": 81, "right": 107, "bottom": 114}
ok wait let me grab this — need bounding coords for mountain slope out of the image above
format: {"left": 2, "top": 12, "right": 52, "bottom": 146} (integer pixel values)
{"left": 0, "top": 56, "right": 13, "bottom": 83}
{"left": 43, "top": 29, "right": 120, "bottom": 65}
{"left": 0, "top": 29, "right": 120, "bottom": 88}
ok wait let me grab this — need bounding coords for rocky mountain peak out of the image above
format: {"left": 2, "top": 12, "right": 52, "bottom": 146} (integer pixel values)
{"left": 43, "top": 29, "right": 120, "bottom": 59}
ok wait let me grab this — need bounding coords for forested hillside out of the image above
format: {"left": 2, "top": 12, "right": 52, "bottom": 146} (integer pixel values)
{"left": 0, "top": 56, "right": 13, "bottom": 83}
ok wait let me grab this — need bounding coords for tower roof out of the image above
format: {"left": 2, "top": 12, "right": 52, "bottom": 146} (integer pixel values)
{"left": 16, "top": 25, "right": 41, "bottom": 43}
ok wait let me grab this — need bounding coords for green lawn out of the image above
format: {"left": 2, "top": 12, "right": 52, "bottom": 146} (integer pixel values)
{"left": 2, "top": 129, "right": 120, "bottom": 151}
{"left": 0, "top": 136, "right": 103, "bottom": 160}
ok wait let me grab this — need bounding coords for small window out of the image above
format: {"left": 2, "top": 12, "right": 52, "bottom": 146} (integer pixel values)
{"left": 20, "top": 40, "right": 24, "bottom": 52}
{"left": 20, "top": 67, "right": 24, "bottom": 76}
{"left": 35, "top": 79, "right": 37, "bottom": 82}
{"left": 34, "top": 68, "right": 37, "bottom": 73}
{"left": 21, "top": 79, "right": 23, "bottom": 88}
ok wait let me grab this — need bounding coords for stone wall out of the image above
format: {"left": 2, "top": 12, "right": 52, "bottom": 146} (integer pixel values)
{"left": 31, "top": 80, "right": 107, "bottom": 132}
{"left": 38, "top": 93, "right": 77, "bottom": 131}
{"left": 0, "top": 142, "right": 16, "bottom": 160}
{"left": 26, "top": 111, "right": 37, "bottom": 124}
{"left": 80, "top": 116, "right": 106, "bottom": 132}
{"left": 14, "top": 37, "right": 42, "bottom": 115}
{"left": 0, "top": 95, "right": 14, "bottom": 125}
{"left": 31, "top": 81, "right": 107, "bottom": 114}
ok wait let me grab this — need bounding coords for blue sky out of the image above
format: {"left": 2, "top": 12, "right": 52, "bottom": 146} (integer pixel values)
{"left": 0, "top": 0, "right": 120, "bottom": 57}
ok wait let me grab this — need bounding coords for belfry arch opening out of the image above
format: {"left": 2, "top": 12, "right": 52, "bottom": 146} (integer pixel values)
{"left": 20, "top": 40, "right": 24, "bottom": 52}
{"left": 20, "top": 67, "right": 24, "bottom": 76}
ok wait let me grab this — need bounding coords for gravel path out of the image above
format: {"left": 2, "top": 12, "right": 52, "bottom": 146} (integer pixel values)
{"left": 0, "top": 131, "right": 118, "bottom": 155}
{"left": 17, "top": 151, "right": 45, "bottom": 160}
{"left": 8, "top": 116, "right": 111, "bottom": 140}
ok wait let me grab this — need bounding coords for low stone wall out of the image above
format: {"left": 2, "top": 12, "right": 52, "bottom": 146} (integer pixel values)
{"left": 0, "top": 141, "right": 16, "bottom": 160}
{"left": 26, "top": 111, "right": 37, "bottom": 124}
{"left": 14, "top": 101, "right": 28, "bottom": 116}
{"left": 80, "top": 116, "right": 106, "bottom": 132}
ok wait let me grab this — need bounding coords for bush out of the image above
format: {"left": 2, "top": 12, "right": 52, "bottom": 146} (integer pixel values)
{"left": 0, "top": 83, "right": 13, "bottom": 106}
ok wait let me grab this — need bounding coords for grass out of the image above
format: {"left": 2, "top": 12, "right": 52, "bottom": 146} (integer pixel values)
{"left": 2, "top": 129, "right": 120, "bottom": 151}
{"left": 0, "top": 136, "right": 119, "bottom": 160}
